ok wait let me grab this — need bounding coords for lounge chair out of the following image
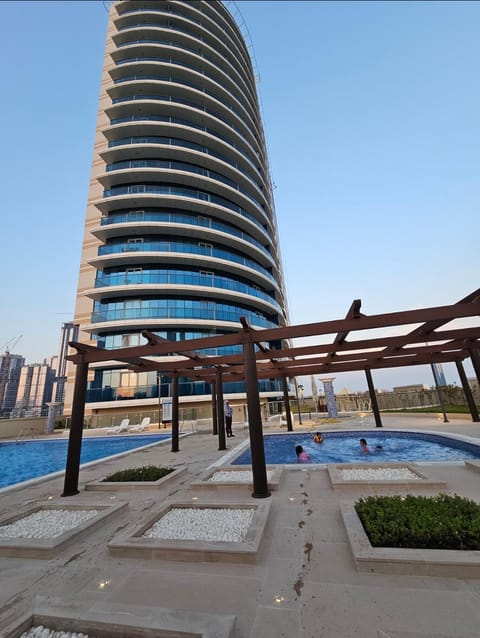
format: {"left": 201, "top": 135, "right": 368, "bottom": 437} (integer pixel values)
{"left": 106, "top": 418, "right": 130, "bottom": 434}
{"left": 128, "top": 417, "right": 151, "bottom": 433}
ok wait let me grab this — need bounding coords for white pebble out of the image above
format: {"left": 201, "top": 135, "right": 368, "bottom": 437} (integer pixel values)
{"left": 208, "top": 470, "right": 273, "bottom": 483}
{"left": 143, "top": 507, "right": 255, "bottom": 542}
{"left": 340, "top": 468, "right": 420, "bottom": 481}
{"left": 20, "top": 628, "right": 90, "bottom": 638}
{"left": 0, "top": 509, "right": 99, "bottom": 539}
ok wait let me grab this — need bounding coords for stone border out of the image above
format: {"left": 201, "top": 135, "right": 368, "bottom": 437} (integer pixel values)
{"left": 108, "top": 499, "right": 271, "bottom": 564}
{"left": 464, "top": 460, "right": 480, "bottom": 474}
{"left": 85, "top": 465, "right": 187, "bottom": 491}
{"left": 0, "top": 501, "right": 127, "bottom": 559}
{"left": 189, "top": 465, "right": 284, "bottom": 492}
{"left": 341, "top": 503, "right": 480, "bottom": 577}
{"left": 2, "top": 596, "right": 236, "bottom": 638}
{"left": 328, "top": 462, "right": 446, "bottom": 489}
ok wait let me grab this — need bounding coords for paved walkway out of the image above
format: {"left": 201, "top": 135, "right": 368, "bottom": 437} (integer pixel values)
{"left": 1, "top": 413, "right": 480, "bottom": 637}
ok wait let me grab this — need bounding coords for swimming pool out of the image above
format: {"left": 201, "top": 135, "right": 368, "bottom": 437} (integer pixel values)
{"left": 0, "top": 434, "right": 170, "bottom": 490}
{"left": 232, "top": 431, "right": 480, "bottom": 465}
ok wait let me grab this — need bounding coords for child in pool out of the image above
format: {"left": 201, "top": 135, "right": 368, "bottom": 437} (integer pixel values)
{"left": 359, "top": 438, "right": 371, "bottom": 453}
{"left": 295, "top": 445, "right": 311, "bottom": 463}
{"left": 313, "top": 432, "right": 323, "bottom": 443}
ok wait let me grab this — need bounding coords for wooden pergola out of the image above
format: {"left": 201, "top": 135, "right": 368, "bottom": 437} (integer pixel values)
{"left": 63, "top": 289, "right": 480, "bottom": 498}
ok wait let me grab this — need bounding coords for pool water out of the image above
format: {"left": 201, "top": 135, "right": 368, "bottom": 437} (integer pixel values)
{"left": 232, "top": 431, "right": 480, "bottom": 465}
{"left": 0, "top": 434, "right": 170, "bottom": 489}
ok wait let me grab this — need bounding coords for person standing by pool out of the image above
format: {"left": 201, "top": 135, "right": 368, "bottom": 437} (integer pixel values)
{"left": 296, "top": 445, "right": 311, "bottom": 463}
{"left": 359, "top": 438, "right": 370, "bottom": 453}
{"left": 224, "top": 399, "right": 234, "bottom": 437}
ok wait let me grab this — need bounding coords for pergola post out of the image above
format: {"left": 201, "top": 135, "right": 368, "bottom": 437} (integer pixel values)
{"left": 243, "top": 338, "right": 270, "bottom": 499}
{"left": 62, "top": 361, "right": 89, "bottom": 497}
{"left": 469, "top": 346, "right": 480, "bottom": 385}
{"left": 364, "top": 368, "right": 383, "bottom": 428}
{"left": 171, "top": 374, "right": 179, "bottom": 452}
{"left": 456, "top": 360, "right": 479, "bottom": 422}
{"left": 215, "top": 368, "right": 226, "bottom": 451}
{"left": 282, "top": 376, "right": 293, "bottom": 431}
{"left": 211, "top": 378, "right": 218, "bottom": 435}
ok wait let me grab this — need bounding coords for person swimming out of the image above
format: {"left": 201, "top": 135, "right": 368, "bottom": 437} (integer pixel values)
{"left": 295, "top": 445, "right": 311, "bottom": 463}
{"left": 359, "top": 438, "right": 370, "bottom": 453}
{"left": 313, "top": 432, "right": 323, "bottom": 443}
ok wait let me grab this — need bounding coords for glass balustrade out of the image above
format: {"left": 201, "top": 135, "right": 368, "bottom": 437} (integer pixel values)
{"left": 91, "top": 299, "right": 277, "bottom": 328}
{"left": 110, "top": 92, "right": 259, "bottom": 157}
{"left": 105, "top": 158, "right": 264, "bottom": 210}
{"left": 102, "top": 182, "right": 267, "bottom": 231}
{"left": 93, "top": 269, "right": 280, "bottom": 310}
{"left": 111, "top": 71, "right": 254, "bottom": 131}
{"left": 85, "top": 377, "right": 281, "bottom": 403}
{"left": 99, "top": 210, "right": 270, "bottom": 258}
{"left": 113, "top": 60, "right": 254, "bottom": 121}
{"left": 97, "top": 240, "right": 275, "bottom": 282}
{"left": 109, "top": 112, "right": 261, "bottom": 181}
{"left": 115, "top": 19, "right": 251, "bottom": 84}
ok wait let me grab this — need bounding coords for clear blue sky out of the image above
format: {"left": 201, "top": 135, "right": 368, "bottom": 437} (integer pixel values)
{"left": 1, "top": 1, "right": 478, "bottom": 393}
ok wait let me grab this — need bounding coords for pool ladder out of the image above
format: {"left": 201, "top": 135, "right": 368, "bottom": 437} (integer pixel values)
{"left": 15, "top": 428, "right": 37, "bottom": 444}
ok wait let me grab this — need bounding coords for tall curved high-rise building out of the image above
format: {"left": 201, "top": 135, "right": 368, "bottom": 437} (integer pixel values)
{"left": 66, "top": 0, "right": 288, "bottom": 420}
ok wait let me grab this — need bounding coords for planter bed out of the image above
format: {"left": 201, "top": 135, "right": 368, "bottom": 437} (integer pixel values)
{"left": 0, "top": 501, "right": 127, "bottom": 559}
{"left": 85, "top": 465, "right": 187, "bottom": 491}
{"left": 328, "top": 462, "right": 446, "bottom": 490}
{"left": 341, "top": 503, "right": 480, "bottom": 577}
{"left": 189, "top": 465, "right": 283, "bottom": 492}
{"left": 108, "top": 499, "right": 271, "bottom": 564}
{"left": 2, "top": 596, "right": 235, "bottom": 638}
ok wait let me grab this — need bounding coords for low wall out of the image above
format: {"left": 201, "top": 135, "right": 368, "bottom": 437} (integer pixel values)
{"left": 0, "top": 417, "right": 47, "bottom": 440}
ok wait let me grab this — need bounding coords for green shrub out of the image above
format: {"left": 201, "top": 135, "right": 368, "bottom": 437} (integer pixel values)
{"left": 102, "top": 465, "right": 174, "bottom": 482}
{"left": 355, "top": 493, "right": 480, "bottom": 550}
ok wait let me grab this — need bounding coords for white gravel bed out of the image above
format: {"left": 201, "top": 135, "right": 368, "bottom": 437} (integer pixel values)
{"left": 20, "top": 628, "right": 88, "bottom": 638}
{"left": 143, "top": 507, "right": 255, "bottom": 542}
{"left": 208, "top": 470, "right": 273, "bottom": 483}
{"left": 0, "top": 509, "right": 99, "bottom": 539}
{"left": 340, "top": 467, "right": 420, "bottom": 481}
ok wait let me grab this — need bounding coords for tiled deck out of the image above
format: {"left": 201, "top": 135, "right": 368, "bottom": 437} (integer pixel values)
{"left": 1, "top": 413, "right": 480, "bottom": 637}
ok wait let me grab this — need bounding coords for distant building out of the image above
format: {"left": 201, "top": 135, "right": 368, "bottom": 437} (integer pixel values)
{"left": 12, "top": 361, "right": 56, "bottom": 418}
{"left": 392, "top": 384, "right": 429, "bottom": 393}
{"left": 432, "top": 363, "right": 447, "bottom": 386}
{"left": 52, "top": 322, "right": 79, "bottom": 408}
{"left": 0, "top": 353, "right": 25, "bottom": 417}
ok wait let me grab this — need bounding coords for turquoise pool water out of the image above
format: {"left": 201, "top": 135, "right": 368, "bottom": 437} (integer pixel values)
{"left": 0, "top": 434, "right": 170, "bottom": 489}
{"left": 232, "top": 431, "right": 480, "bottom": 465}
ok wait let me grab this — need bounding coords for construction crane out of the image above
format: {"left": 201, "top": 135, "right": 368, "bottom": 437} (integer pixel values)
{"left": 1, "top": 335, "right": 22, "bottom": 355}
{"left": 0, "top": 335, "right": 23, "bottom": 412}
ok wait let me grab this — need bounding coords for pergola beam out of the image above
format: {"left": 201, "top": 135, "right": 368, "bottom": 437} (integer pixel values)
{"left": 67, "top": 301, "right": 480, "bottom": 365}
{"left": 327, "top": 298, "right": 363, "bottom": 360}
{"left": 123, "top": 341, "right": 475, "bottom": 383}
{"left": 123, "top": 327, "right": 480, "bottom": 375}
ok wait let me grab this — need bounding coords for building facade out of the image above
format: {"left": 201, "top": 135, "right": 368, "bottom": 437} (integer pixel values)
{"left": 0, "top": 354, "right": 25, "bottom": 417}
{"left": 65, "top": 0, "right": 288, "bottom": 417}
{"left": 52, "top": 323, "right": 79, "bottom": 407}
{"left": 12, "top": 362, "right": 56, "bottom": 418}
